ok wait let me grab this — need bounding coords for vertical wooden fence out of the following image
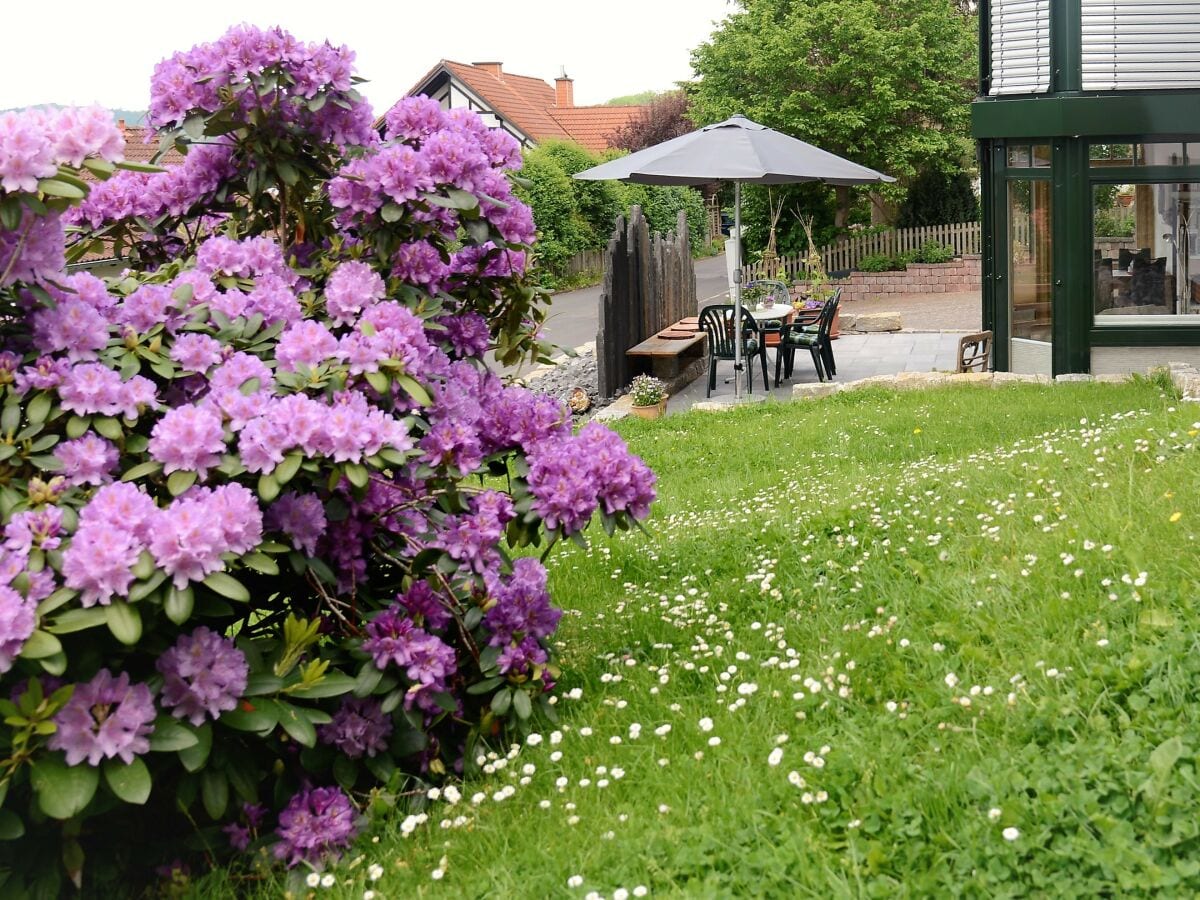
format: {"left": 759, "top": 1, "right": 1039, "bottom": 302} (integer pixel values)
{"left": 743, "top": 221, "right": 982, "bottom": 281}
{"left": 596, "top": 207, "right": 696, "bottom": 398}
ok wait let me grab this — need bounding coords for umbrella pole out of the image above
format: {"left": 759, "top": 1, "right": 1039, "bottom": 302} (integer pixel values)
{"left": 733, "top": 181, "right": 743, "bottom": 399}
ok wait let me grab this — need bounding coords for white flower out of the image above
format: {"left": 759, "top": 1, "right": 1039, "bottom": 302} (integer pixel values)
{"left": 988, "top": 808, "right": 1002, "bottom": 822}
{"left": 526, "top": 733, "right": 543, "bottom": 746}
{"left": 698, "top": 717, "right": 714, "bottom": 732}
{"left": 321, "top": 873, "right": 336, "bottom": 888}
{"left": 944, "top": 672, "right": 959, "bottom": 688}
{"left": 567, "top": 875, "right": 584, "bottom": 888}
{"left": 1002, "top": 827, "right": 1020, "bottom": 841}
{"left": 787, "top": 771, "right": 806, "bottom": 788}
{"left": 364, "top": 892, "right": 376, "bottom": 900}
{"left": 633, "top": 887, "right": 649, "bottom": 897}
{"left": 708, "top": 736, "right": 721, "bottom": 746}
{"left": 768, "top": 747, "right": 784, "bottom": 767}
{"left": 431, "top": 868, "right": 445, "bottom": 881}
{"left": 614, "top": 889, "right": 630, "bottom": 900}
{"left": 306, "top": 873, "right": 322, "bottom": 888}
{"left": 367, "top": 863, "right": 384, "bottom": 881}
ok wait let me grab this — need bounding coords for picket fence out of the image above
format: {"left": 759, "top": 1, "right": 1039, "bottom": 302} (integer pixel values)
{"left": 742, "top": 221, "right": 981, "bottom": 282}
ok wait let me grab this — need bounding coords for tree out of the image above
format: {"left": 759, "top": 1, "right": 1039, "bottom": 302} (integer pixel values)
{"left": 689, "top": 0, "right": 976, "bottom": 230}
{"left": 606, "top": 91, "right": 696, "bottom": 153}
{"left": 896, "top": 166, "right": 979, "bottom": 227}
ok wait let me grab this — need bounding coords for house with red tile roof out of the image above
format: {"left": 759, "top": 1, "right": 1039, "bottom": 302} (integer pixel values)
{"left": 405, "top": 60, "right": 647, "bottom": 153}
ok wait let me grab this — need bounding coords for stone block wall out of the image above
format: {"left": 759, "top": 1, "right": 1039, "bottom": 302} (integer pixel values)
{"left": 797, "top": 255, "right": 981, "bottom": 302}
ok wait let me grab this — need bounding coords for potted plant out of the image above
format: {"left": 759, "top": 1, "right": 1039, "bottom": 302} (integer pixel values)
{"left": 628, "top": 374, "right": 668, "bottom": 420}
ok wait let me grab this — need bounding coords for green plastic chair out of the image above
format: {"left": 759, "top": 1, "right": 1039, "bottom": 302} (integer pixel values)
{"left": 698, "top": 304, "right": 768, "bottom": 397}
{"left": 776, "top": 289, "right": 841, "bottom": 384}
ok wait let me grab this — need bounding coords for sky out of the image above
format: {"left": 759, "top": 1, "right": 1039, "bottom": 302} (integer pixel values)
{"left": 1, "top": 1, "right": 735, "bottom": 113}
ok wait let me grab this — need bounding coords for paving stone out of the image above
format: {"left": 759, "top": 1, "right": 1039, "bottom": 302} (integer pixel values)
{"left": 1055, "top": 373, "right": 1094, "bottom": 383}
{"left": 855, "top": 313, "right": 904, "bottom": 332}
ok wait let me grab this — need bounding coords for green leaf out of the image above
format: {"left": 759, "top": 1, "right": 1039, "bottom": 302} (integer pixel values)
{"left": 38, "top": 178, "right": 86, "bottom": 200}
{"left": 244, "top": 674, "right": 283, "bottom": 696}
{"left": 46, "top": 606, "right": 108, "bottom": 635}
{"left": 82, "top": 157, "right": 116, "bottom": 178}
{"left": 182, "top": 115, "right": 206, "bottom": 141}
{"left": 201, "top": 768, "right": 228, "bottom": 820}
{"left": 242, "top": 552, "right": 279, "bottom": 576}
{"left": 344, "top": 462, "right": 369, "bottom": 489}
{"left": 121, "top": 460, "right": 163, "bottom": 482}
{"left": 31, "top": 755, "right": 99, "bottom": 819}
{"left": 257, "top": 472, "right": 280, "bottom": 502}
{"left": 354, "top": 665, "right": 384, "bottom": 698}
{"left": 19, "top": 629, "right": 62, "bottom": 660}
{"left": 287, "top": 673, "right": 356, "bottom": 700}
{"left": 512, "top": 689, "right": 532, "bottom": 720}
{"left": 1150, "top": 736, "right": 1186, "bottom": 779}
{"left": 114, "top": 159, "right": 165, "bottom": 173}
{"left": 490, "top": 688, "right": 512, "bottom": 716}
{"left": 149, "top": 717, "right": 199, "bottom": 752}
{"left": 202, "top": 571, "right": 250, "bottom": 603}
{"left": 276, "top": 704, "right": 317, "bottom": 747}
{"left": 26, "top": 393, "right": 52, "bottom": 425}
{"left": 65, "top": 415, "right": 91, "bottom": 439}
{"left": 177, "top": 723, "right": 212, "bottom": 773}
{"left": 276, "top": 160, "right": 299, "bottom": 186}
{"left": 92, "top": 416, "right": 123, "bottom": 441}
{"left": 220, "top": 701, "right": 278, "bottom": 733}
{"left": 167, "top": 469, "right": 197, "bottom": 496}
{"left": 274, "top": 452, "right": 302, "bottom": 485}
{"left": 105, "top": 601, "right": 142, "bottom": 645}
{"left": 103, "top": 758, "right": 151, "bottom": 805}
{"left": 333, "top": 754, "right": 357, "bottom": 791}
{"left": 380, "top": 202, "right": 404, "bottom": 223}
{"left": 0, "top": 810, "right": 24, "bottom": 840}
{"left": 164, "top": 586, "right": 194, "bottom": 625}
{"left": 466, "top": 676, "right": 504, "bottom": 695}
{"left": 395, "top": 374, "right": 432, "bottom": 407}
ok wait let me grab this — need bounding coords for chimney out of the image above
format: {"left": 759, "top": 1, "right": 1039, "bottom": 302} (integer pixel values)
{"left": 555, "top": 66, "right": 574, "bottom": 108}
{"left": 473, "top": 61, "right": 503, "bottom": 79}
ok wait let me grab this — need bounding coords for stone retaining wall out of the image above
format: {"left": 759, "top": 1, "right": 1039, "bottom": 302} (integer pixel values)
{"left": 797, "top": 255, "right": 981, "bottom": 303}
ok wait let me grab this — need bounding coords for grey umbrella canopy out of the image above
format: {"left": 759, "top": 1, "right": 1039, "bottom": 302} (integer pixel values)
{"left": 574, "top": 114, "right": 894, "bottom": 397}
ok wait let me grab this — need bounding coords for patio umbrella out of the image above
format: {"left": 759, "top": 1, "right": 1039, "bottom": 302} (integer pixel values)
{"left": 574, "top": 114, "right": 894, "bottom": 398}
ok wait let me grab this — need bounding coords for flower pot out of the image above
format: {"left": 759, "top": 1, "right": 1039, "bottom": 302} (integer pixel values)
{"left": 629, "top": 397, "right": 668, "bottom": 420}
{"left": 830, "top": 307, "right": 840, "bottom": 340}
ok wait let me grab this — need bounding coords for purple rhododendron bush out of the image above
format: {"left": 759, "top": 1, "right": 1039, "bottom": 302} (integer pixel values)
{"left": 0, "top": 26, "right": 654, "bottom": 894}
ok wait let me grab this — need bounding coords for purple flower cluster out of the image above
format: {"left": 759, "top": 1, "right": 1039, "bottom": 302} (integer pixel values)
{"left": 324, "top": 260, "right": 385, "bottom": 326}
{"left": 49, "top": 669, "right": 155, "bottom": 766}
{"left": 318, "top": 697, "right": 392, "bottom": 758}
{"left": 328, "top": 96, "right": 536, "bottom": 288}
{"left": 62, "top": 482, "right": 263, "bottom": 602}
{"left": 0, "top": 209, "right": 65, "bottom": 288}
{"left": 238, "top": 391, "right": 413, "bottom": 472}
{"left": 362, "top": 606, "right": 457, "bottom": 706}
{"left": 4, "top": 507, "right": 64, "bottom": 554}
{"left": 148, "top": 404, "right": 227, "bottom": 476}
{"left": 483, "top": 557, "right": 562, "bottom": 647}
{"left": 525, "top": 422, "right": 656, "bottom": 535}
{"left": 434, "top": 491, "right": 514, "bottom": 573}
{"left": 0, "top": 586, "right": 36, "bottom": 675}
{"left": 436, "top": 311, "right": 490, "bottom": 359}
{"left": 157, "top": 626, "right": 249, "bottom": 725}
{"left": 273, "top": 785, "right": 357, "bottom": 867}
{"left": 0, "top": 105, "right": 123, "bottom": 194}
{"left": 265, "top": 492, "right": 327, "bottom": 556}
{"left": 148, "top": 26, "right": 375, "bottom": 150}
{"left": 56, "top": 363, "right": 157, "bottom": 419}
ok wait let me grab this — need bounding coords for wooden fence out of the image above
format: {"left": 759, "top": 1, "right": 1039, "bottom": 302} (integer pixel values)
{"left": 596, "top": 206, "right": 696, "bottom": 398}
{"left": 742, "top": 221, "right": 981, "bottom": 282}
{"left": 554, "top": 248, "right": 606, "bottom": 279}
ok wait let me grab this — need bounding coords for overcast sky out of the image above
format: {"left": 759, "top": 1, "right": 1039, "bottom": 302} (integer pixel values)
{"left": 2, "top": 1, "right": 735, "bottom": 113}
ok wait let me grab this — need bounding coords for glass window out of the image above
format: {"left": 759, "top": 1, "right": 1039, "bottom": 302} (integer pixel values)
{"left": 1090, "top": 143, "right": 1134, "bottom": 166}
{"left": 1093, "top": 182, "right": 1200, "bottom": 322}
{"left": 1135, "top": 144, "right": 1186, "bottom": 166}
{"left": 1007, "top": 145, "right": 1031, "bottom": 168}
{"left": 1031, "top": 144, "right": 1051, "bottom": 168}
{"left": 1009, "top": 180, "right": 1053, "bottom": 342}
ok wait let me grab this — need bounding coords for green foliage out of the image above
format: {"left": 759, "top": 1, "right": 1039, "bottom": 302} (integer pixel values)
{"left": 604, "top": 90, "right": 659, "bottom": 107}
{"left": 897, "top": 167, "right": 979, "bottom": 227}
{"left": 1095, "top": 211, "right": 1136, "bottom": 238}
{"left": 690, "top": 0, "right": 976, "bottom": 226}
{"left": 627, "top": 375, "right": 666, "bottom": 406}
{"left": 912, "top": 240, "right": 956, "bottom": 263}
{"left": 194, "top": 380, "right": 1200, "bottom": 898}
{"left": 857, "top": 252, "right": 908, "bottom": 272}
{"left": 516, "top": 141, "right": 707, "bottom": 288}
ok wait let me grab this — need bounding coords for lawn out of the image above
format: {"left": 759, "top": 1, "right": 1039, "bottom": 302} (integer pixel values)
{"left": 198, "top": 379, "right": 1200, "bottom": 898}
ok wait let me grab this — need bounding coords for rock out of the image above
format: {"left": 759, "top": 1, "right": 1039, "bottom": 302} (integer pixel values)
{"left": 841, "top": 374, "right": 901, "bottom": 392}
{"left": 692, "top": 395, "right": 768, "bottom": 412}
{"left": 1093, "top": 373, "right": 1129, "bottom": 384}
{"left": 592, "top": 396, "right": 633, "bottom": 422}
{"left": 791, "top": 382, "right": 842, "bottom": 400}
{"left": 855, "top": 312, "right": 903, "bottom": 332}
{"left": 991, "top": 371, "right": 1045, "bottom": 385}
{"left": 890, "top": 371, "right": 952, "bottom": 390}
{"left": 1174, "top": 373, "right": 1200, "bottom": 398}
{"left": 839, "top": 313, "right": 858, "bottom": 330}
{"left": 951, "top": 372, "right": 994, "bottom": 385}
{"left": 1054, "top": 373, "right": 1093, "bottom": 383}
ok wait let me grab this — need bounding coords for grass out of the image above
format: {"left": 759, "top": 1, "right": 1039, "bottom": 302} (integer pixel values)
{"left": 197, "top": 380, "right": 1200, "bottom": 898}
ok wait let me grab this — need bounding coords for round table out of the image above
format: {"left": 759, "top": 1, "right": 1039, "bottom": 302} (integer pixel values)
{"left": 744, "top": 304, "right": 796, "bottom": 321}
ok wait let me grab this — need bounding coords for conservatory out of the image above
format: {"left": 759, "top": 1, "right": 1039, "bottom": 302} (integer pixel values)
{"left": 974, "top": 0, "right": 1200, "bottom": 375}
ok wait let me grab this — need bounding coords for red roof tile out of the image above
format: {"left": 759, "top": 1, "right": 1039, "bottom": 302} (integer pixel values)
{"left": 406, "top": 60, "right": 647, "bottom": 152}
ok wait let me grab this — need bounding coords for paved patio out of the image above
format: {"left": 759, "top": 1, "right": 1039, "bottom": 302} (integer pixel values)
{"left": 667, "top": 330, "right": 969, "bottom": 412}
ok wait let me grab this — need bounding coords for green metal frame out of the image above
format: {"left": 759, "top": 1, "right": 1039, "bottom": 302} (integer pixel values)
{"left": 976, "top": 0, "right": 1200, "bottom": 372}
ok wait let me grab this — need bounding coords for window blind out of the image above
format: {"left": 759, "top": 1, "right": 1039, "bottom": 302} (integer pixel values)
{"left": 990, "top": 0, "right": 1052, "bottom": 95}
{"left": 1082, "top": 1, "right": 1200, "bottom": 90}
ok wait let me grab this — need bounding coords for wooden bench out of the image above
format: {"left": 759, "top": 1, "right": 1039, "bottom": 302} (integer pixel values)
{"left": 626, "top": 328, "right": 707, "bottom": 381}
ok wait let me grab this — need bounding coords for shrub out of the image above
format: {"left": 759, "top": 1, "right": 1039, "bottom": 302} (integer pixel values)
{"left": 857, "top": 253, "right": 907, "bottom": 272}
{"left": 912, "top": 240, "right": 956, "bottom": 264}
{"left": 0, "top": 26, "right": 655, "bottom": 894}
{"left": 897, "top": 167, "right": 979, "bottom": 227}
